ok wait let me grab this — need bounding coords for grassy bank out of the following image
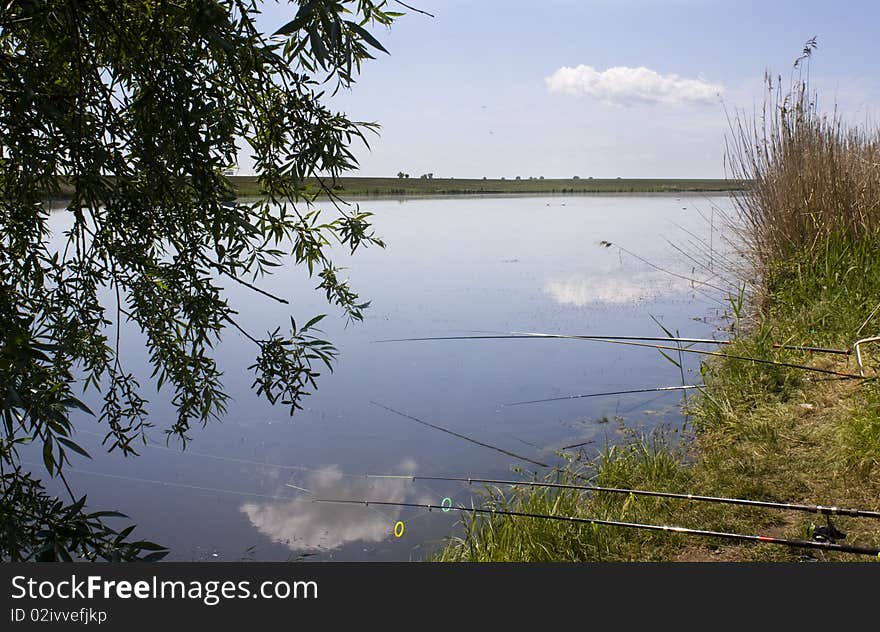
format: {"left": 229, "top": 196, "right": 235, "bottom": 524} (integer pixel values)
{"left": 227, "top": 176, "right": 741, "bottom": 197}
{"left": 434, "top": 74, "right": 880, "bottom": 562}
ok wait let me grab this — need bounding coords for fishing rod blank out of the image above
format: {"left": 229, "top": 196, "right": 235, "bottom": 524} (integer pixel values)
{"left": 507, "top": 331, "right": 852, "bottom": 358}
{"left": 361, "top": 474, "right": 880, "bottom": 520}
{"left": 376, "top": 334, "right": 729, "bottom": 344}
{"left": 506, "top": 384, "right": 704, "bottom": 406}
{"left": 511, "top": 332, "right": 863, "bottom": 379}
{"left": 374, "top": 334, "right": 850, "bottom": 356}
{"left": 314, "top": 499, "right": 880, "bottom": 557}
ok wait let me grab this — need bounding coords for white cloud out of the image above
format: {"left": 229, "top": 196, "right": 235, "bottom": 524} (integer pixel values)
{"left": 546, "top": 65, "right": 723, "bottom": 106}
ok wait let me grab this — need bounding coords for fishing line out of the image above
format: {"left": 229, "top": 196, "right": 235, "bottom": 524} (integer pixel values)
{"left": 24, "top": 463, "right": 301, "bottom": 503}
{"left": 609, "top": 242, "right": 730, "bottom": 293}
{"left": 74, "top": 428, "right": 316, "bottom": 473}
{"left": 669, "top": 218, "right": 743, "bottom": 272}
{"left": 370, "top": 401, "right": 549, "bottom": 468}
{"left": 54, "top": 432, "right": 435, "bottom": 525}
{"left": 64, "top": 429, "right": 499, "bottom": 516}
{"left": 505, "top": 434, "right": 543, "bottom": 449}
{"left": 359, "top": 474, "right": 880, "bottom": 519}
{"left": 313, "top": 499, "right": 880, "bottom": 557}
{"left": 28, "top": 461, "right": 414, "bottom": 528}
{"left": 615, "top": 389, "right": 676, "bottom": 417}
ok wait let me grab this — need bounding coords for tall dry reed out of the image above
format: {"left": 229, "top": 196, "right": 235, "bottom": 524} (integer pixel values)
{"left": 726, "top": 48, "right": 880, "bottom": 269}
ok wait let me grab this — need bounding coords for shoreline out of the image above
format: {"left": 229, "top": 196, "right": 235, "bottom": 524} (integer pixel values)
{"left": 45, "top": 177, "right": 744, "bottom": 202}
{"left": 228, "top": 176, "right": 744, "bottom": 198}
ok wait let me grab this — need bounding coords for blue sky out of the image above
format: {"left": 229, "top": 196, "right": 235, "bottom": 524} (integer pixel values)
{"left": 252, "top": 0, "right": 880, "bottom": 178}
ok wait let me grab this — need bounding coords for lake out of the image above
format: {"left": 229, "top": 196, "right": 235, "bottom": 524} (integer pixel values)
{"left": 41, "top": 193, "right": 737, "bottom": 561}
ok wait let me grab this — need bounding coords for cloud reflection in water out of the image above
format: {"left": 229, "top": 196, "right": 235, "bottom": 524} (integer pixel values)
{"left": 241, "top": 461, "right": 424, "bottom": 552}
{"left": 544, "top": 271, "right": 694, "bottom": 306}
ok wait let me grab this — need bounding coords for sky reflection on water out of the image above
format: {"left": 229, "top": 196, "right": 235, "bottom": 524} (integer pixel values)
{"left": 40, "top": 193, "right": 737, "bottom": 560}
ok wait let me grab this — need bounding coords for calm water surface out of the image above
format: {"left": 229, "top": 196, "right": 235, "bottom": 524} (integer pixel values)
{"left": 42, "top": 194, "right": 737, "bottom": 561}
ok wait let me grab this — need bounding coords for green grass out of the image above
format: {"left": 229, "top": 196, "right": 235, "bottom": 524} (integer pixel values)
{"left": 838, "top": 382, "right": 880, "bottom": 475}
{"left": 227, "top": 176, "right": 742, "bottom": 197}
{"left": 432, "top": 432, "right": 785, "bottom": 562}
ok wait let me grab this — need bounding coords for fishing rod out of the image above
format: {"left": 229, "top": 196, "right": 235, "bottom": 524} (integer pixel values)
{"left": 771, "top": 342, "right": 851, "bottom": 355}
{"left": 505, "top": 384, "right": 704, "bottom": 406}
{"left": 511, "top": 332, "right": 863, "bottom": 378}
{"left": 474, "top": 332, "right": 865, "bottom": 380}
{"left": 374, "top": 333, "right": 851, "bottom": 356}
{"left": 313, "top": 498, "right": 880, "bottom": 557}
{"left": 376, "top": 333, "right": 735, "bottom": 345}
{"left": 370, "top": 401, "right": 549, "bottom": 468}
{"left": 361, "top": 474, "right": 880, "bottom": 520}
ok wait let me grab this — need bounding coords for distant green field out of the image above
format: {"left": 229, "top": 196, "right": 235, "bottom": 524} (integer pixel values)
{"left": 48, "top": 176, "right": 743, "bottom": 199}
{"left": 230, "top": 176, "right": 743, "bottom": 197}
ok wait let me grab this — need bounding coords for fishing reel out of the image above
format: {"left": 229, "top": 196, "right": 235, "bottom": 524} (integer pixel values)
{"left": 799, "top": 517, "right": 847, "bottom": 561}
{"left": 810, "top": 516, "right": 847, "bottom": 543}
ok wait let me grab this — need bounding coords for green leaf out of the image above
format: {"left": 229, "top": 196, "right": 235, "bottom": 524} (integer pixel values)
{"left": 62, "top": 495, "right": 88, "bottom": 519}
{"left": 302, "top": 314, "right": 327, "bottom": 331}
{"left": 115, "top": 525, "right": 137, "bottom": 544}
{"left": 61, "top": 397, "right": 95, "bottom": 416}
{"left": 130, "top": 540, "right": 169, "bottom": 551}
{"left": 308, "top": 25, "right": 328, "bottom": 68}
{"left": 5, "top": 386, "right": 24, "bottom": 409}
{"left": 657, "top": 350, "right": 681, "bottom": 368}
{"left": 89, "top": 510, "right": 129, "bottom": 519}
{"left": 56, "top": 545, "right": 73, "bottom": 562}
{"left": 649, "top": 314, "right": 675, "bottom": 339}
{"left": 345, "top": 21, "right": 389, "bottom": 54}
{"left": 43, "top": 435, "right": 55, "bottom": 477}
{"left": 57, "top": 436, "right": 92, "bottom": 460}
